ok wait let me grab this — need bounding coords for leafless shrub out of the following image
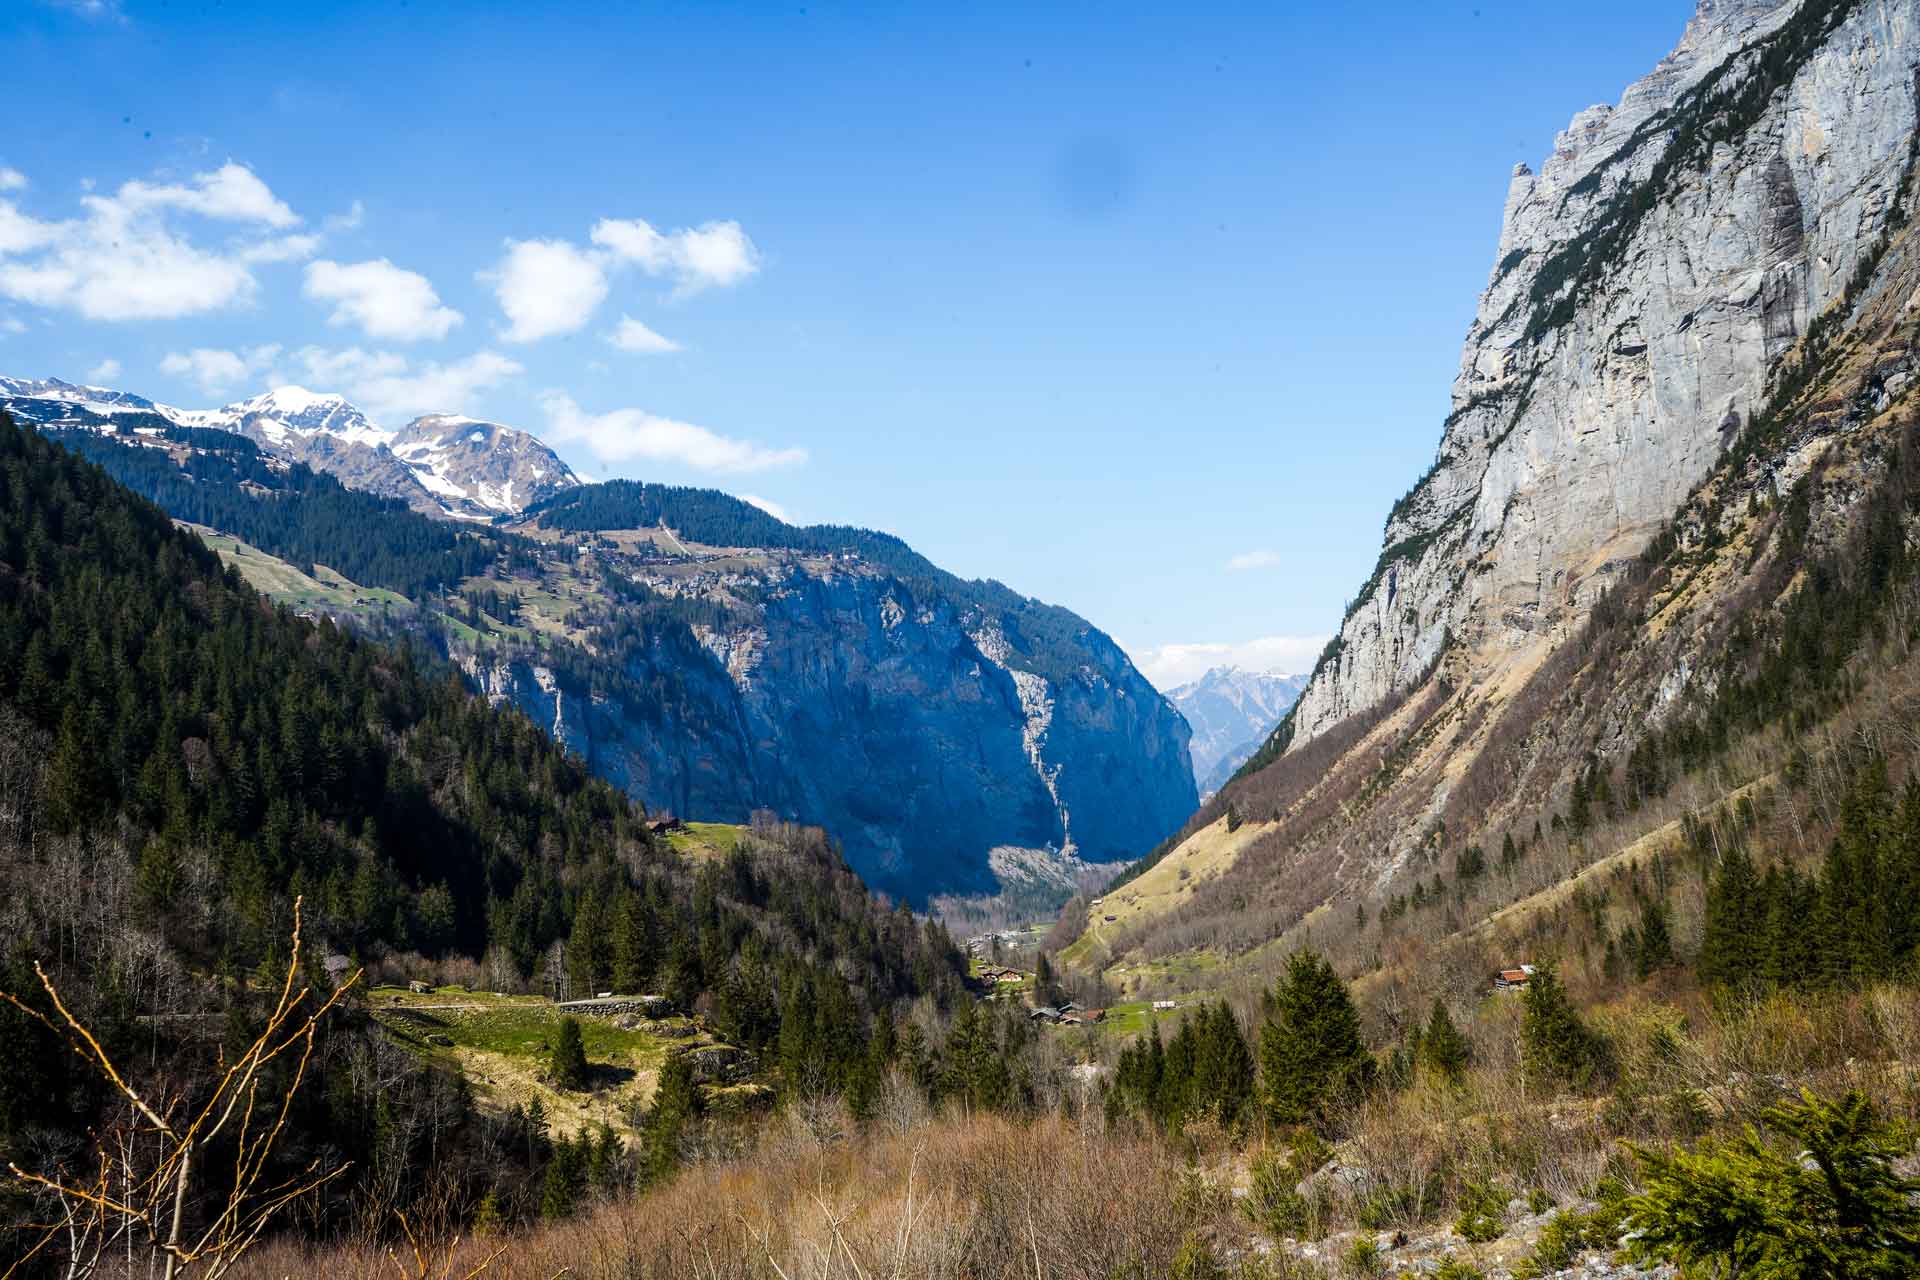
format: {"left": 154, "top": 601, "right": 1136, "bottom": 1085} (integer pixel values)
{"left": 2, "top": 897, "right": 362, "bottom": 1279}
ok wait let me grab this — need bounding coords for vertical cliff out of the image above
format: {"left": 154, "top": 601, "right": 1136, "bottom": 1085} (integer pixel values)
{"left": 464, "top": 554, "right": 1194, "bottom": 902}
{"left": 1285, "top": 0, "right": 1919, "bottom": 750}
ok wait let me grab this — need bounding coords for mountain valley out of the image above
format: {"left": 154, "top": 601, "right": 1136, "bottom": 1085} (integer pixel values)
{"left": 5, "top": 376, "right": 1195, "bottom": 901}
{"left": 16, "top": 2, "right": 1920, "bottom": 1277}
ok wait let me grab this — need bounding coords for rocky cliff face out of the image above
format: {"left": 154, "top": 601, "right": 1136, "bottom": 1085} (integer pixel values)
{"left": 465, "top": 557, "right": 1194, "bottom": 902}
{"left": 1286, "top": 0, "right": 1920, "bottom": 749}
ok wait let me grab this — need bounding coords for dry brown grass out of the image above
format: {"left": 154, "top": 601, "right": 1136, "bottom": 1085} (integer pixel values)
{"left": 221, "top": 1113, "right": 1219, "bottom": 1280}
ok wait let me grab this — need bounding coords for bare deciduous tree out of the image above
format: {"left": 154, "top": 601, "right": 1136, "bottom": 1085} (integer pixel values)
{"left": 3, "top": 897, "right": 357, "bottom": 1279}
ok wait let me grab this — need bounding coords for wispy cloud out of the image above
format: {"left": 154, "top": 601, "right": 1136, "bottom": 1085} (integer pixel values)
{"left": 607, "top": 315, "right": 681, "bottom": 354}
{"left": 0, "top": 169, "right": 26, "bottom": 193}
{"left": 1226, "top": 549, "right": 1283, "bottom": 572}
{"left": 87, "top": 358, "right": 120, "bottom": 382}
{"left": 590, "top": 218, "right": 760, "bottom": 297}
{"left": 740, "top": 494, "right": 793, "bottom": 523}
{"left": 541, "top": 392, "right": 805, "bottom": 473}
{"left": 40, "top": 0, "right": 126, "bottom": 22}
{"left": 160, "top": 344, "right": 282, "bottom": 396}
{"left": 293, "top": 346, "right": 521, "bottom": 422}
{"left": 1128, "top": 635, "right": 1329, "bottom": 691}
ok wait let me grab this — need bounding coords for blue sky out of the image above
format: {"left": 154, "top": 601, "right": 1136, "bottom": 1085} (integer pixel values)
{"left": 2, "top": 0, "right": 1691, "bottom": 687}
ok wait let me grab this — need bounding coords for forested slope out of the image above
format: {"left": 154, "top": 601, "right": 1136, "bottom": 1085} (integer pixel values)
{"left": 0, "top": 414, "right": 967, "bottom": 1253}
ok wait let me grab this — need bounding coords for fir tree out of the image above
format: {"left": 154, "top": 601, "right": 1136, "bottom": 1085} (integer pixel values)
{"left": 1258, "top": 950, "right": 1375, "bottom": 1132}
{"left": 1633, "top": 898, "right": 1676, "bottom": 979}
{"left": 1698, "top": 845, "right": 1761, "bottom": 991}
{"left": 550, "top": 1015, "right": 590, "bottom": 1091}
{"left": 641, "top": 1054, "right": 701, "bottom": 1186}
{"left": 1419, "top": 999, "right": 1469, "bottom": 1085}
{"left": 1627, "top": 1090, "right": 1920, "bottom": 1278}
{"left": 1519, "top": 963, "right": 1613, "bottom": 1091}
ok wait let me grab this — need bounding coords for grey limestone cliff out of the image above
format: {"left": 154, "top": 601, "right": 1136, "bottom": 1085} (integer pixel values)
{"left": 1286, "top": 0, "right": 1920, "bottom": 749}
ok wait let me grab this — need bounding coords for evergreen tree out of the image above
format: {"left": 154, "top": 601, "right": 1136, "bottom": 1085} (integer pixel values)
{"left": 1192, "top": 1000, "right": 1255, "bottom": 1129}
{"left": 1258, "top": 950, "right": 1375, "bottom": 1132}
{"left": 640, "top": 1054, "right": 701, "bottom": 1186}
{"left": 1519, "top": 963, "right": 1613, "bottom": 1091}
{"left": 550, "top": 1015, "right": 590, "bottom": 1090}
{"left": 1627, "top": 1090, "right": 1920, "bottom": 1278}
{"left": 1419, "top": 999, "right": 1469, "bottom": 1085}
{"left": 1698, "top": 845, "right": 1761, "bottom": 991}
{"left": 1633, "top": 898, "right": 1676, "bottom": 979}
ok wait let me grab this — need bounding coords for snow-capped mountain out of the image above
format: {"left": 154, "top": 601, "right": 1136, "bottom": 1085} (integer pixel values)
{"left": 1167, "top": 665, "right": 1308, "bottom": 797}
{"left": 0, "top": 376, "right": 579, "bottom": 519}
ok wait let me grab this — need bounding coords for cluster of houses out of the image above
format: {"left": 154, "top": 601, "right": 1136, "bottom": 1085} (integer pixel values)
{"left": 975, "top": 964, "right": 1026, "bottom": 985}
{"left": 1029, "top": 1002, "right": 1105, "bottom": 1026}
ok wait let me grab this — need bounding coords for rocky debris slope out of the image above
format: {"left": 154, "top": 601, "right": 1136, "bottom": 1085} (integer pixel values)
{"left": 1284, "top": 0, "right": 1920, "bottom": 749}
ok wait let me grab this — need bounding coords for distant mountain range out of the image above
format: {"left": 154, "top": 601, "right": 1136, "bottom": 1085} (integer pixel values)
{"left": 0, "top": 376, "right": 578, "bottom": 519}
{"left": 1166, "top": 666, "right": 1307, "bottom": 797}
{"left": 0, "top": 372, "right": 1195, "bottom": 900}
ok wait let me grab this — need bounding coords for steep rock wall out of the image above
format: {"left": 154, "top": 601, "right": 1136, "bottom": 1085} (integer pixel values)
{"left": 465, "top": 564, "right": 1194, "bottom": 901}
{"left": 1288, "top": 0, "right": 1920, "bottom": 747}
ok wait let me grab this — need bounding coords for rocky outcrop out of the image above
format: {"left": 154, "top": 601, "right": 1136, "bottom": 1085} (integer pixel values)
{"left": 1286, "top": 0, "right": 1920, "bottom": 749}
{"left": 467, "top": 558, "right": 1195, "bottom": 902}
{"left": 390, "top": 414, "right": 578, "bottom": 516}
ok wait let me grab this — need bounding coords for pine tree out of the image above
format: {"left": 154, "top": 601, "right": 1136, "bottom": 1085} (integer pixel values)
{"left": 1626, "top": 1090, "right": 1920, "bottom": 1278}
{"left": 1419, "top": 999, "right": 1469, "bottom": 1085}
{"left": 1193, "top": 1000, "right": 1254, "bottom": 1128}
{"left": 1258, "top": 950, "right": 1375, "bottom": 1132}
{"left": 1633, "top": 898, "right": 1676, "bottom": 979}
{"left": 641, "top": 1054, "right": 701, "bottom": 1186}
{"left": 550, "top": 1015, "right": 590, "bottom": 1090}
{"left": 1519, "top": 962, "right": 1613, "bottom": 1091}
{"left": 1035, "top": 952, "right": 1059, "bottom": 1006}
{"left": 1699, "top": 846, "right": 1761, "bottom": 991}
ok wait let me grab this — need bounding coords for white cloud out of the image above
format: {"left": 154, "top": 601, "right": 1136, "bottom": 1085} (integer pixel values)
{"left": 239, "top": 233, "right": 322, "bottom": 264}
{"left": 740, "top": 494, "right": 793, "bottom": 523}
{"left": 0, "top": 169, "right": 26, "bottom": 193}
{"left": 540, "top": 392, "right": 805, "bottom": 473}
{"left": 160, "top": 344, "right": 282, "bottom": 395}
{"left": 41, "top": 0, "right": 125, "bottom": 20}
{"left": 483, "top": 215, "right": 758, "bottom": 342}
{"left": 293, "top": 346, "right": 521, "bottom": 421}
{"left": 305, "top": 258, "right": 461, "bottom": 341}
{"left": 0, "top": 162, "right": 318, "bottom": 321}
{"left": 0, "top": 317, "right": 25, "bottom": 335}
{"left": 590, "top": 218, "right": 760, "bottom": 296}
{"left": 1226, "top": 549, "right": 1283, "bottom": 572}
{"left": 87, "top": 358, "right": 121, "bottom": 382}
{"left": 324, "top": 200, "right": 365, "bottom": 232}
{"left": 1129, "top": 635, "right": 1331, "bottom": 691}
{"left": 113, "top": 163, "right": 299, "bottom": 228}
{"left": 482, "top": 238, "right": 607, "bottom": 343}
{"left": 607, "top": 315, "right": 681, "bottom": 354}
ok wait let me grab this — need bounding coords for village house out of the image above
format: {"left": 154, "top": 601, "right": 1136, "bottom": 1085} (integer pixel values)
{"left": 1493, "top": 964, "right": 1536, "bottom": 991}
